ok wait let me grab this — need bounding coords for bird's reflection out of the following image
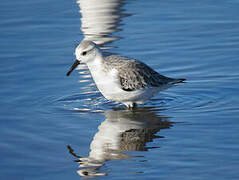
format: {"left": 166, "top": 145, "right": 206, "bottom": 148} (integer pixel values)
{"left": 77, "top": 0, "right": 130, "bottom": 49}
{"left": 68, "top": 108, "right": 173, "bottom": 177}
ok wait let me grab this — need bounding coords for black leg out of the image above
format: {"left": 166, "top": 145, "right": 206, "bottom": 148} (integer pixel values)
{"left": 132, "top": 102, "right": 137, "bottom": 108}
{"left": 128, "top": 103, "right": 137, "bottom": 110}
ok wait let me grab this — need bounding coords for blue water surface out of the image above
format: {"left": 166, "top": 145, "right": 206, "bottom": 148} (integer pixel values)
{"left": 1, "top": 0, "right": 239, "bottom": 179}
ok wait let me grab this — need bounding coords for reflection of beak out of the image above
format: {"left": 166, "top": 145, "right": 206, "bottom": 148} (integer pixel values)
{"left": 66, "top": 59, "right": 80, "bottom": 76}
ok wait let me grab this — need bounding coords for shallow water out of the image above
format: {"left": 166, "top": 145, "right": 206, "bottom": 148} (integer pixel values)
{"left": 1, "top": 0, "right": 239, "bottom": 179}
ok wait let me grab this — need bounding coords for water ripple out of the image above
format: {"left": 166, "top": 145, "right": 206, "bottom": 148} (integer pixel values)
{"left": 56, "top": 91, "right": 120, "bottom": 113}
{"left": 56, "top": 82, "right": 238, "bottom": 115}
{"left": 151, "top": 78, "right": 239, "bottom": 115}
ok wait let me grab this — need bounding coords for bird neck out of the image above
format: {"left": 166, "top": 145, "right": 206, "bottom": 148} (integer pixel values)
{"left": 87, "top": 53, "right": 105, "bottom": 72}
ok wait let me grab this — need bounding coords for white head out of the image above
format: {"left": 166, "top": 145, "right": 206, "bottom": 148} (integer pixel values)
{"left": 67, "top": 40, "right": 101, "bottom": 76}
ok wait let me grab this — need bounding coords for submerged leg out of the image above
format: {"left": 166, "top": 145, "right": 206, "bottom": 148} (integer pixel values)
{"left": 132, "top": 102, "right": 137, "bottom": 109}
{"left": 126, "top": 102, "right": 137, "bottom": 110}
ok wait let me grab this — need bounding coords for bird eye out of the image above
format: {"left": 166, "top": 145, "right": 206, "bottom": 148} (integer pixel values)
{"left": 82, "top": 51, "right": 87, "bottom": 56}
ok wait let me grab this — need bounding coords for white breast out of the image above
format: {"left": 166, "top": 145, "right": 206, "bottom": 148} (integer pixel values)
{"left": 88, "top": 63, "right": 123, "bottom": 100}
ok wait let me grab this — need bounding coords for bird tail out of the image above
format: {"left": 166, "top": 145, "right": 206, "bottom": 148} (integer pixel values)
{"left": 169, "top": 78, "right": 186, "bottom": 85}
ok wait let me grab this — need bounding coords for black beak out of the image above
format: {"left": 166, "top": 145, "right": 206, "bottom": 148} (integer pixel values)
{"left": 66, "top": 60, "right": 80, "bottom": 76}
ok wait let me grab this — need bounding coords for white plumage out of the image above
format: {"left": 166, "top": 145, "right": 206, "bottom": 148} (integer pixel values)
{"left": 67, "top": 40, "right": 185, "bottom": 108}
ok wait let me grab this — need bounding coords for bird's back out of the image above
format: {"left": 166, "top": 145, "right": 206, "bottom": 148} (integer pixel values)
{"left": 103, "top": 55, "right": 184, "bottom": 91}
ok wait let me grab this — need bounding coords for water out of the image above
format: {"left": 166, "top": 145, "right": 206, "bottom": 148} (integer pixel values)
{"left": 1, "top": 0, "right": 239, "bottom": 179}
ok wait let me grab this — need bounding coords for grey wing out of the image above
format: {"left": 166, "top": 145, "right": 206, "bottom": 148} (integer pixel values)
{"left": 116, "top": 59, "right": 173, "bottom": 91}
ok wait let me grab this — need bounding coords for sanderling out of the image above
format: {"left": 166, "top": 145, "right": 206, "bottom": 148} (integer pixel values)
{"left": 67, "top": 40, "right": 185, "bottom": 108}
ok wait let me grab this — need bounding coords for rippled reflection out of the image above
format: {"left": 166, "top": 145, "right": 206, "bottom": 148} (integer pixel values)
{"left": 68, "top": 108, "right": 173, "bottom": 177}
{"left": 77, "top": 0, "right": 130, "bottom": 49}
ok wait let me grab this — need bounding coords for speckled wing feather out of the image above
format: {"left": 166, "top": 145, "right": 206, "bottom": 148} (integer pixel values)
{"left": 104, "top": 56, "right": 174, "bottom": 91}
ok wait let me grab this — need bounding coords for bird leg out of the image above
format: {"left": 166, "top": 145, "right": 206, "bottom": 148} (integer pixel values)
{"left": 126, "top": 102, "right": 137, "bottom": 110}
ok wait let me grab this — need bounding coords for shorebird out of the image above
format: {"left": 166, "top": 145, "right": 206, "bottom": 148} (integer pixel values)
{"left": 66, "top": 40, "right": 185, "bottom": 108}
